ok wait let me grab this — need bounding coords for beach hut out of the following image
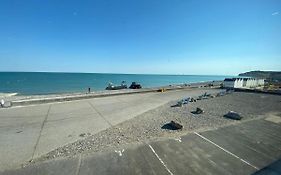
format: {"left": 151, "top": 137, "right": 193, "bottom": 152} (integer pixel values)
{"left": 223, "top": 78, "right": 243, "bottom": 89}
{"left": 223, "top": 78, "right": 264, "bottom": 89}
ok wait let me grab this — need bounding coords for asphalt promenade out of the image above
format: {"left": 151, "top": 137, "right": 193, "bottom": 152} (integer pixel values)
{"left": 2, "top": 117, "right": 281, "bottom": 175}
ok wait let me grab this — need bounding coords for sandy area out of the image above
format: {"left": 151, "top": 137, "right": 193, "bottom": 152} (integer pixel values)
{"left": 35, "top": 91, "right": 281, "bottom": 163}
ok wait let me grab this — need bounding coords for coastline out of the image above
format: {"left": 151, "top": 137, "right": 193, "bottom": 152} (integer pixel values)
{"left": 1, "top": 80, "right": 281, "bottom": 173}
{"left": 2, "top": 80, "right": 222, "bottom": 107}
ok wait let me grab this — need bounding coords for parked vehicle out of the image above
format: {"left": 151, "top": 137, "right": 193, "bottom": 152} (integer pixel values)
{"left": 106, "top": 81, "right": 127, "bottom": 90}
{"left": 129, "top": 82, "right": 142, "bottom": 89}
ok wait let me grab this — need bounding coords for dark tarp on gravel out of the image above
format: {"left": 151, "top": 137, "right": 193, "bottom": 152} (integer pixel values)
{"left": 224, "top": 111, "right": 242, "bottom": 120}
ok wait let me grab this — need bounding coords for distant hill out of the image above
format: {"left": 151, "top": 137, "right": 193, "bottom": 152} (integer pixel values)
{"left": 239, "top": 71, "right": 281, "bottom": 82}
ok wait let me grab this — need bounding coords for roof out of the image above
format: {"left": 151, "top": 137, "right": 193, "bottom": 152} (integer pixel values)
{"left": 224, "top": 78, "right": 235, "bottom": 82}
{"left": 224, "top": 78, "right": 264, "bottom": 82}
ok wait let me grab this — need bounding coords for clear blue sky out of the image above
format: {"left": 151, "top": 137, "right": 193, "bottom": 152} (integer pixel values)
{"left": 0, "top": 0, "right": 280, "bottom": 75}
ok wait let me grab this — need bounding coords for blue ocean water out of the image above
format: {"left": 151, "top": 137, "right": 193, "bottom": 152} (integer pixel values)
{"left": 0, "top": 72, "right": 232, "bottom": 95}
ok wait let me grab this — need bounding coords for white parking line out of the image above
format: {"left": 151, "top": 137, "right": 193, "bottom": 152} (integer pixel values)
{"left": 174, "top": 137, "right": 182, "bottom": 142}
{"left": 148, "top": 144, "right": 174, "bottom": 175}
{"left": 114, "top": 149, "right": 125, "bottom": 156}
{"left": 194, "top": 132, "right": 259, "bottom": 170}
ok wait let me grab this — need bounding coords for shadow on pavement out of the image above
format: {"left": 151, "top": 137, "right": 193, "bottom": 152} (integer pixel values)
{"left": 252, "top": 158, "right": 281, "bottom": 175}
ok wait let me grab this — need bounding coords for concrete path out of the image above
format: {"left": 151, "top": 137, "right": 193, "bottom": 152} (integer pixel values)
{"left": 2, "top": 117, "right": 281, "bottom": 175}
{"left": 0, "top": 88, "right": 222, "bottom": 171}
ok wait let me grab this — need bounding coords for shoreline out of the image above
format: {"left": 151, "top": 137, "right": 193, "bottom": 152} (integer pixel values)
{"left": 1, "top": 80, "right": 222, "bottom": 107}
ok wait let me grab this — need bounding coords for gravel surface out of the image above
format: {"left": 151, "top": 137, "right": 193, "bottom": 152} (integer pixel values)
{"left": 35, "top": 91, "right": 281, "bottom": 163}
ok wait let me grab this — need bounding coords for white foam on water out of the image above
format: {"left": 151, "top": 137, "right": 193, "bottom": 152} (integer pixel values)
{"left": 0, "top": 92, "right": 18, "bottom": 98}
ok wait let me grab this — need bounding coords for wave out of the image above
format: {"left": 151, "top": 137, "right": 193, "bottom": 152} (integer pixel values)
{"left": 0, "top": 93, "right": 18, "bottom": 98}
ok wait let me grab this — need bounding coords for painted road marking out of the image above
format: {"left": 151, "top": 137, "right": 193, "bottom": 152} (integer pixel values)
{"left": 174, "top": 137, "right": 182, "bottom": 142}
{"left": 114, "top": 149, "right": 125, "bottom": 156}
{"left": 148, "top": 144, "right": 174, "bottom": 175}
{"left": 194, "top": 132, "right": 259, "bottom": 170}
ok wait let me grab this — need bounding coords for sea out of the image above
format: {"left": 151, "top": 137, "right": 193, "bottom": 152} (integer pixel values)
{"left": 0, "top": 72, "right": 233, "bottom": 95}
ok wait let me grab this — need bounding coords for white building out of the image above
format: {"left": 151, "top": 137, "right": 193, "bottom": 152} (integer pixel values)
{"left": 223, "top": 78, "right": 265, "bottom": 89}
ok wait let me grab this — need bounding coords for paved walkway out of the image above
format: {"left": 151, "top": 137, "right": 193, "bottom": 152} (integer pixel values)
{"left": 2, "top": 116, "right": 281, "bottom": 175}
{"left": 0, "top": 88, "right": 222, "bottom": 171}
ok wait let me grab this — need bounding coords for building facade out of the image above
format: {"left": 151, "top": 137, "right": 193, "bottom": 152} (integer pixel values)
{"left": 223, "top": 78, "right": 265, "bottom": 89}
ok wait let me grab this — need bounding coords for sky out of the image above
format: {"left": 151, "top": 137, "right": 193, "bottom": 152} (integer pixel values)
{"left": 0, "top": 0, "right": 280, "bottom": 75}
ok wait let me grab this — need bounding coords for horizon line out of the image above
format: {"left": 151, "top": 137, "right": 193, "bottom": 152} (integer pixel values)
{"left": 0, "top": 70, "right": 236, "bottom": 77}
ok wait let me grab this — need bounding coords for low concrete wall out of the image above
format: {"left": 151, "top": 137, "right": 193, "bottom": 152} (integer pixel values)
{"left": 9, "top": 81, "right": 222, "bottom": 107}
{"left": 234, "top": 88, "right": 281, "bottom": 95}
